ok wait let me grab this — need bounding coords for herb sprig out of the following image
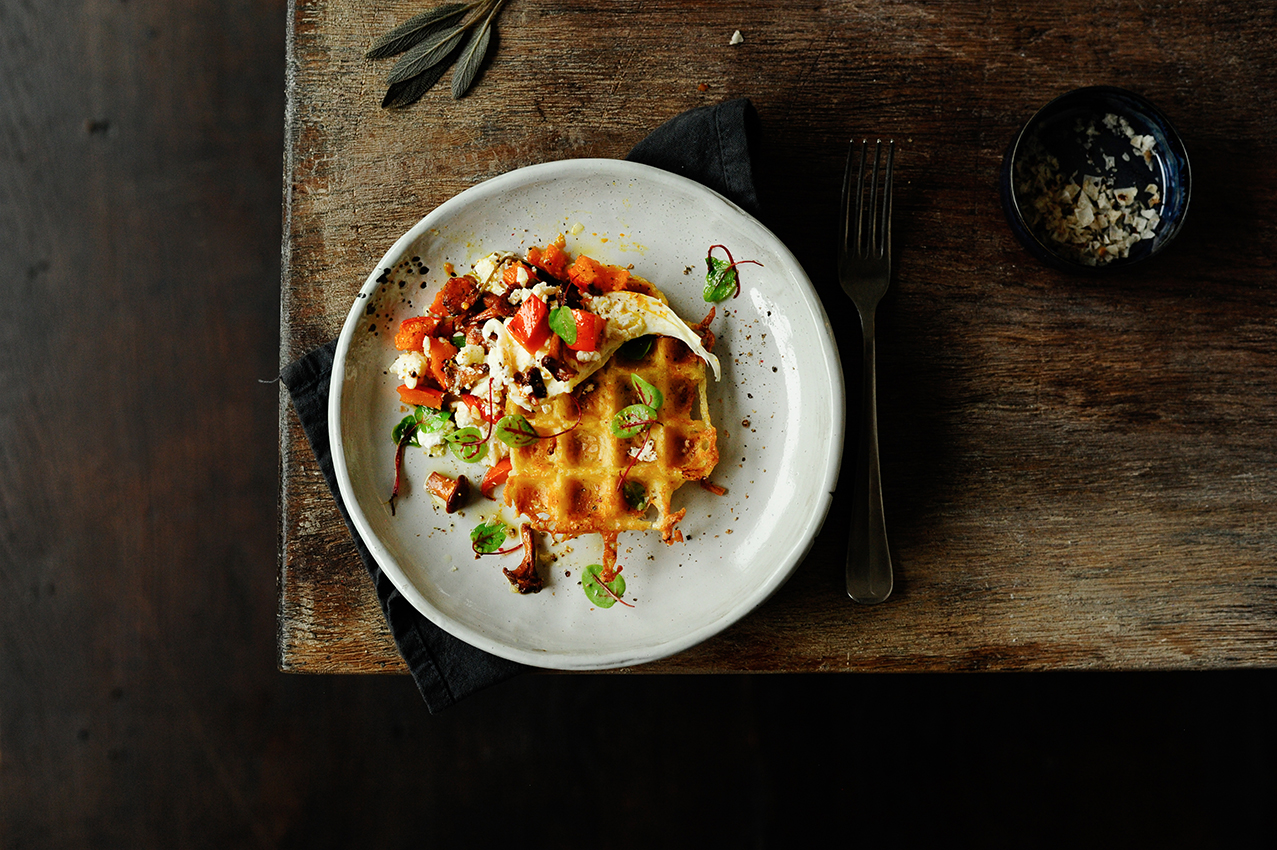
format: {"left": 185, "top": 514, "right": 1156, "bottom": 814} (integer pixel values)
{"left": 366, "top": 0, "right": 508, "bottom": 107}
{"left": 582, "top": 564, "right": 633, "bottom": 608}
{"left": 703, "top": 244, "right": 763, "bottom": 302}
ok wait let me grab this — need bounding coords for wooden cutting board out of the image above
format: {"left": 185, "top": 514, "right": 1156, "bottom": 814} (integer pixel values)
{"left": 280, "top": 0, "right": 1277, "bottom": 672}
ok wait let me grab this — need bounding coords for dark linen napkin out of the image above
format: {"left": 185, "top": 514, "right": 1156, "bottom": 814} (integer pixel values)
{"left": 281, "top": 97, "right": 762, "bottom": 713}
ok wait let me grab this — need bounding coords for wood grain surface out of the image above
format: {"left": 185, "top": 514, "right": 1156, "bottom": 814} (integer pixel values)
{"left": 280, "top": 0, "right": 1277, "bottom": 672}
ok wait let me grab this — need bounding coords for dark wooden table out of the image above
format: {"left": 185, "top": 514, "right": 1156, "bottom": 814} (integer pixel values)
{"left": 279, "top": 0, "right": 1277, "bottom": 673}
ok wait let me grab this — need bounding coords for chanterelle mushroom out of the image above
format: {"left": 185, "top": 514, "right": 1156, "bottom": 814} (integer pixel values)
{"left": 502, "top": 523, "right": 543, "bottom": 594}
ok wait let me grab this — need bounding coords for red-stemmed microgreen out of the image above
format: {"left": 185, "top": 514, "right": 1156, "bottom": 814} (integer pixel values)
{"left": 496, "top": 392, "right": 583, "bottom": 447}
{"left": 622, "top": 480, "right": 649, "bottom": 511}
{"left": 582, "top": 563, "right": 633, "bottom": 608}
{"left": 495, "top": 414, "right": 540, "bottom": 447}
{"left": 631, "top": 373, "right": 663, "bottom": 410}
{"left": 470, "top": 519, "right": 524, "bottom": 555}
{"left": 610, "top": 404, "right": 659, "bottom": 439}
{"left": 613, "top": 371, "right": 663, "bottom": 491}
{"left": 393, "top": 413, "right": 422, "bottom": 448}
{"left": 445, "top": 426, "right": 488, "bottom": 463}
{"left": 615, "top": 425, "right": 653, "bottom": 492}
{"left": 448, "top": 378, "right": 499, "bottom": 461}
{"left": 389, "top": 420, "right": 418, "bottom": 515}
{"left": 703, "top": 244, "right": 763, "bottom": 302}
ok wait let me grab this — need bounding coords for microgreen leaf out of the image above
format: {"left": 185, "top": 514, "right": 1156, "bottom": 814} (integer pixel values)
{"left": 618, "top": 335, "right": 654, "bottom": 361}
{"left": 703, "top": 255, "right": 738, "bottom": 302}
{"left": 416, "top": 405, "right": 453, "bottom": 434}
{"left": 611, "top": 404, "right": 658, "bottom": 439}
{"left": 622, "top": 481, "right": 648, "bottom": 512}
{"left": 631, "top": 374, "right": 663, "bottom": 411}
{"left": 393, "top": 413, "right": 422, "bottom": 447}
{"left": 445, "top": 426, "right": 488, "bottom": 463}
{"left": 703, "top": 244, "right": 763, "bottom": 302}
{"left": 582, "top": 564, "right": 631, "bottom": 608}
{"left": 470, "top": 519, "right": 508, "bottom": 554}
{"left": 495, "top": 414, "right": 540, "bottom": 447}
{"left": 548, "top": 305, "right": 577, "bottom": 345}
{"left": 388, "top": 420, "right": 419, "bottom": 515}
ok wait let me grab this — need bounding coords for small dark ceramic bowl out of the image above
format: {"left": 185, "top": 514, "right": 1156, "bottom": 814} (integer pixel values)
{"left": 1001, "top": 86, "right": 1191, "bottom": 273}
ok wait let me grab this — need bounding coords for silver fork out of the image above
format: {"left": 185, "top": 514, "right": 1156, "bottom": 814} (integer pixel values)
{"left": 839, "top": 139, "right": 894, "bottom": 604}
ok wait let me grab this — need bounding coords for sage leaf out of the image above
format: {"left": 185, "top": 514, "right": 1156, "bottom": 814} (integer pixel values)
{"left": 369, "top": 0, "right": 508, "bottom": 107}
{"left": 381, "top": 60, "right": 451, "bottom": 108}
{"left": 365, "top": 2, "right": 471, "bottom": 60}
{"left": 451, "top": 10, "right": 494, "bottom": 99}
{"left": 386, "top": 24, "right": 467, "bottom": 85}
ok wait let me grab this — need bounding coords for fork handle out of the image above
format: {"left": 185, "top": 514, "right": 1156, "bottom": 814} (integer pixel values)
{"left": 846, "top": 310, "right": 893, "bottom": 603}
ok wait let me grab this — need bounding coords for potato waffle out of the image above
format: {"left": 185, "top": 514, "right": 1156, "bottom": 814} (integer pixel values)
{"left": 502, "top": 335, "right": 718, "bottom": 572}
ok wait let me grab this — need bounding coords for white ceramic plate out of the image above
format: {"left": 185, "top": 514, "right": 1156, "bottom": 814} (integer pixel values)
{"left": 330, "top": 159, "right": 843, "bottom": 670}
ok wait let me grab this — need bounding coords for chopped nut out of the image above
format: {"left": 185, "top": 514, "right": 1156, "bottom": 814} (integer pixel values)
{"left": 1013, "top": 112, "right": 1164, "bottom": 266}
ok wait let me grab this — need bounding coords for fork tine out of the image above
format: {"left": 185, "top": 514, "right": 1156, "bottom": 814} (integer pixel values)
{"left": 841, "top": 138, "right": 896, "bottom": 262}
{"left": 839, "top": 140, "right": 859, "bottom": 259}
{"left": 879, "top": 139, "right": 894, "bottom": 259}
{"left": 867, "top": 141, "right": 881, "bottom": 256}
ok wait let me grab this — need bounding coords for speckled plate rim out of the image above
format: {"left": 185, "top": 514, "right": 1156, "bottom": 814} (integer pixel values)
{"left": 329, "top": 158, "right": 844, "bottom": 670}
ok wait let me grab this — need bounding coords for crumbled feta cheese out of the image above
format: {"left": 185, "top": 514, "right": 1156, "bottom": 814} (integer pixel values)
{"left": 393, "top": 351, "right": 428, "bottom": 389}
{"left": 472, "top": 251, "right": 519, "bottom": 294}
{"left": 418, "top": 427, "right": 447, "bottom": 453}
{"left": 629, "top": 437, "right": 658, "bottom": 463}
{"left": 454, "top": 402, "right": 478, "bottom": 430}
{"left": 530, "top": 281, "right": 559, "bottom": 302}
{"left": 456, "top": 343, "right": 486, "bottom": 367}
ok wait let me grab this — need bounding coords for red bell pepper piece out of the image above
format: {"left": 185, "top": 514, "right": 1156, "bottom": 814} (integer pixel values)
{"left": 459, "top": 393, "right": 498, "bottom": 424}
{"left": 394, "top": 315, "right": 440, "bottom": 351}
{"left": 480, "top": 456, "right": 513, "bottom": 499}
{"left": 564, "top": 309, "right": 606, "bottom": 352}
{"left": 396, "top": 384, "right": 444, "bottom": 409}
{"left": 508, "top": 293, "right": 551, "bottom": 354}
